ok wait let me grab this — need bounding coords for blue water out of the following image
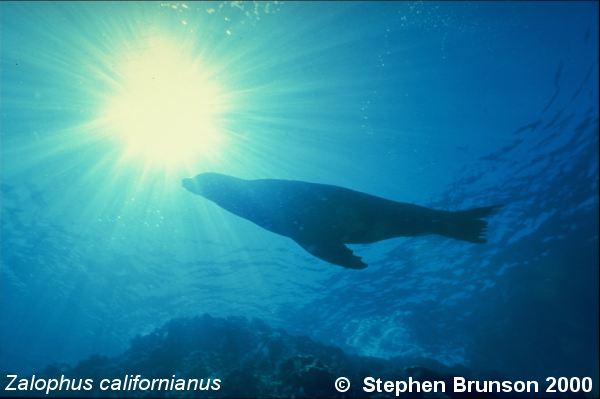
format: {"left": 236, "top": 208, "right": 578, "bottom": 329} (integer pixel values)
{"left": 1, "top": 0, "right": 598, "bottom": 388}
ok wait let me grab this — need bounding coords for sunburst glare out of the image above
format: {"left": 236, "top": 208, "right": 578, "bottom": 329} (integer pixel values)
{"left": 98, "top": 34, "right": 229, "bottom": 169}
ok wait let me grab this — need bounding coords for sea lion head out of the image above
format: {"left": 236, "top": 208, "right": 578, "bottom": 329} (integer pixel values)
{"left": 182, "top": 172, "right": 241, "bottom": 202}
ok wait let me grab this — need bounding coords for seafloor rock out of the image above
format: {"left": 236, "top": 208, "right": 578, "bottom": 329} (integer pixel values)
{"left": 33, "top": 314, "right": 567, "bottom": 398}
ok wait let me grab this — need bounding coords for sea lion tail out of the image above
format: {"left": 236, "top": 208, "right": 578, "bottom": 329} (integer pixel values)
{"left": 438, "top": 205, "right": 502, "bottom": 244}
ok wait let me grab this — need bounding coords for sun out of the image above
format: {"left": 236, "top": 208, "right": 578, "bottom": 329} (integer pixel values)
{"left": 99, "top": 34, "right": 229, "bottom": 169}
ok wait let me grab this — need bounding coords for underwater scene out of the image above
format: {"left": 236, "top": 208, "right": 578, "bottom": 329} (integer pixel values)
{"left": 0, "top": 1, "right": 598, "bottom": 398}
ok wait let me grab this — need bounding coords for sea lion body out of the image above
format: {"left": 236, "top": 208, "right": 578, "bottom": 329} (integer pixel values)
{"left": 182, "top": 173, "right": 498, "bottom": 269}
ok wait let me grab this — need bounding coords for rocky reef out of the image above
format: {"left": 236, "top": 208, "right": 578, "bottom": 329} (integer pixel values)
{"left": 33, "top": 315, "right": 575, "bottom": 398}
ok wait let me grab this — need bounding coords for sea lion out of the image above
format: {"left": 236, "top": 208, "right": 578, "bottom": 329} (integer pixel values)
{"left": 182, "top": 173, "right": 499, "bottom": 269}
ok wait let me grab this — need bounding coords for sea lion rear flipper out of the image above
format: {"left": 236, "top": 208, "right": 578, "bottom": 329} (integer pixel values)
{"left": 295, "top": 240, "right": 367, "bottom": 270}
{"left": 436, "top": 204, "right": 503, "bottom": 243}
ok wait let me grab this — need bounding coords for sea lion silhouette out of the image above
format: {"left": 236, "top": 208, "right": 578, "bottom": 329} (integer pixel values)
{"left": 182, "top": 173, "right": 500, "bottom": 269}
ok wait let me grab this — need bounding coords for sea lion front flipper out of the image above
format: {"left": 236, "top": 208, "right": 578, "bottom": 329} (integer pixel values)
{"left": 295, "top": 240, "right": 367, "bottom": 270}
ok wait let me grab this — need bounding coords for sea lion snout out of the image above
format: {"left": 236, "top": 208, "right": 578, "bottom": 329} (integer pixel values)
{"left": 182, "top": 173, "right": 227, "bottom": 198}
{"left": 181, "top": 177, "right": 205, "bottom": 196}
{"left": 181, "top": 178, "right": 198, "bottom": 193}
